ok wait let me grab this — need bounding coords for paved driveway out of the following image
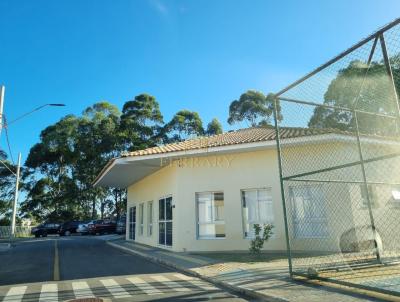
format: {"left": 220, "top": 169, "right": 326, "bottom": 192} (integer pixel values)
{"left": 0, "top": 236, "right": 254, "bottom": 301}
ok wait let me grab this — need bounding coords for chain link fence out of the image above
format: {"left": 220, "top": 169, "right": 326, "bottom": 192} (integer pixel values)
{"left": 273, "top": 18, "right": 400, "bottom": 296}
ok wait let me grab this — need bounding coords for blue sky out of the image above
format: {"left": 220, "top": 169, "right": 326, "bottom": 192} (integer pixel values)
{"left": 0, "top": 0, "right": 399, "bottom": 163}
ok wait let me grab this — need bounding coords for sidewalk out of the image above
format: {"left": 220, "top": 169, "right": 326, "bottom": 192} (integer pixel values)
{"left": 106, "top": 239, "right": 391, "bottom": 302}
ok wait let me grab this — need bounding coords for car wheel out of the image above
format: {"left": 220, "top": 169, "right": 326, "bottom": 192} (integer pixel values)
{"left": 35, "top": 234, "right": 39, "bottom": 238}
{"left": 65, "top": 230, "right": 71, "bottom": 236}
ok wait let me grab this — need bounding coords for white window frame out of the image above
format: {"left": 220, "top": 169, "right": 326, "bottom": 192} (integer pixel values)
{"left": 139, "top": 203, "right": 144, "bottom": 236}
{"left": 148, "top": 201, "right": 153, "bottom": 236}
{"left": 241, "top": 188, "right": 274, "bottom": 239}
{"left": 196, "top": 191, "right": 225, "bottom": 240}
{"left": 158, "top": 195, "right": 173, "bottom": 247}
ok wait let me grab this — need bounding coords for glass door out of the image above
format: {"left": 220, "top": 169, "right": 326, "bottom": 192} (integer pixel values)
{"left": 129, "top": 206, "right": 136, "bottom": 240}
{"left": 159, "top": 196, "right": 172, "bottom": 246}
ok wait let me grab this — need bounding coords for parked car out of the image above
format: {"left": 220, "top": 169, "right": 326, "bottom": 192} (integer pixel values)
{"left": 76, "top": 220, "right": 96, "bottom": 235}
{"left": 88, "top": 219, "right": 116, "bottom": 235}
{"left": 116, "top": 215, "right": 126, "bottom": 235}
{"left": 59, "top": 221, "right": 83, "bottom": 236}
{"left": 31, "top": 223, "right": 61, "bottom": 237}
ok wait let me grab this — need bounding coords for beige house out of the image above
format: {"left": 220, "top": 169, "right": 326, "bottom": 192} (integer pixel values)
{"left": 94, "top": 127, "right": 400, "bottom": 253}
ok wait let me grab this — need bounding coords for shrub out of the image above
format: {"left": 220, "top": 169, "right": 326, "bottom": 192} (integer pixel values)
{"left": 249, "top": 223, "right": 274, "bottom": 254}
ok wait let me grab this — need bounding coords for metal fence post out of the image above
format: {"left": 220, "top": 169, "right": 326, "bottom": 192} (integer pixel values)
{"left": 353, "top": 111, "right": 381, "bottom": 262}
{"left": 273, "top": 96, "right": 293, "bottom": 275}
{"left": 380, "top": 34, "right": 400, "bottom": 134}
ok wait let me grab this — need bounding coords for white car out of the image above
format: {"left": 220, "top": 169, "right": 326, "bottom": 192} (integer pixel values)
{"left": 76, "top": 220, "right": 95, "bottom": 235}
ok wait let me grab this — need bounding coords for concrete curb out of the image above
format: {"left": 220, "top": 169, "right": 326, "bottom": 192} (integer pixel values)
{"left": 106, "top": 241, "right": 287, "bottom": 302}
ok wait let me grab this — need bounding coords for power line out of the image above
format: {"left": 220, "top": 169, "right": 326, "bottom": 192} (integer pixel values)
{"left": 0, "top": 158, "right": 15, "bottom": 176}
{"left": 3, "top": 115, "right": 14, "bottom": 164}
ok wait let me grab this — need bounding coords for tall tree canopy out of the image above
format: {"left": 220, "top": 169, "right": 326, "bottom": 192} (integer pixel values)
{"left": 19, "top": 95, "right": 207, "bottom": 223}
{"left": 120, "top": 94, "right": 164, "bottom": 151}
{"left": 308, "top": 59, "right": 400, "bottom": 135}
{"left": 228, "top": 90, "right": 276, "bottom": 127}
{"left": 22, "top": 115, "right": 80, "bottom": 221}
{"left": 166, "top": 110, "right": 204, "bottom": 142}
{"left": 206, "top": 118, "right": 223, "bottom": 135}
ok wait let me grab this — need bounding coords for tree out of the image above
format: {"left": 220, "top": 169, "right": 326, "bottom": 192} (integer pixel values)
{"left": 120, "top": 94, "right": 164, "bottom": 151}
{"left": 228, "top": 90, "right": 276, "bottom": 127}
{"left": 308, "top": 59, "right": 400, "bottom": 135}
{"left": 22, "top": 115, "right": 80, "bottom": 221}
{"left": 0, "top": 150, "right": 17, "bottom": 225}
{"left": 75, "top": 102, "right": 122, "bottom": 219}
{"left": 206, "top": 118, "right": 223, "bottom": 135}
{"left": 165, "top": 110, "right": 204, "bottom": 142}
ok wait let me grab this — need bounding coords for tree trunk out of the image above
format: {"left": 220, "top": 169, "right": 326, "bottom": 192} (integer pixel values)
{"left": 114, "top": 189, "right": 119, "bottom": 220}
{"left": 92, "top": 196, "right": 96, "bottom": 219}
{"left": 100, "top": 199, "right": 105, "bottom": 219}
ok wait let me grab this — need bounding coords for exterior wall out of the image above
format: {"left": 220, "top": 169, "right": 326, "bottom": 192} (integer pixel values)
{"left": 127, "top": 149, "right": 287, "bottom": 252}
{"left": 282, "top": 141, "right": 400, "bottom": 254}
{"left": 174, "top": 149, "right": 286, "bottom": 252}
{"left": 126, "top": 164, "right": 178, "bottom": 250}
{"left": 282, "top": 142, "right": 357, "bottom": 253}
{"left": 126, "top": 140, "right": 400, "bottom": 254}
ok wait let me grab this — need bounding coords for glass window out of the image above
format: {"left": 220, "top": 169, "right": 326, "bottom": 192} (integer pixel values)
{"left": 166, "top": 197, "right": 172, "bottom": 220}
{"left": 196, "top": 192, "right": 225, "bottom": 239}
{"left": 159, "top": 199, "right": 165, "bottom": 220}
{"left": 242, "top": 189, "right": 274, "bottom": 238}
{"left": 289, "top": 185, "right": 328, "bottom": 238}
{"left": 360, "top": 184, "right": 377, "bottom": 207}
{"left": 139, "top": 203, "right": 144, "bottom": 235}
{"left": 129, "top": 206, "right": 136, "bottom": 240}
{"left": 148, "top": 201, "right": 153, "bottom": 236}
{"left": 159, "top": 220, "right": 165, "bottom": 245}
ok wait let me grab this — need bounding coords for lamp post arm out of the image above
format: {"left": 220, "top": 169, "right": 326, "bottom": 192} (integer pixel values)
{"left": 7, "top": 103, "right": 65, "bottom": 126}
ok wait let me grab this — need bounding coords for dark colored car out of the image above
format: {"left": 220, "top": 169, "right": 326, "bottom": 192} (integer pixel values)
{"left": 59, "top": 221, "right": 83, "bottom": 236}
{"left": 116, "top": 215, "right": 126, "bottom": 235}
{"left": 88, "top": 219, "right": 116, "bottom": 235}
{"left": 31, "top": 223, "right": 61, "bottom": 238}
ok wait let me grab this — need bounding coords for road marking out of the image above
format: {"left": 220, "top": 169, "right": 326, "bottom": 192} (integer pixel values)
{"left": 100, "top": 279, "right": 131, "bottom": 298}
{"left": 53, "top": 240, "right": 60, "bottom": 281}
{"left": 173, "top": 273, "right": 219, "bottom": 291}
{"left": 150, "top": 275, "right": 190, "bottom": 292}
{"left": 126, "top": 276, "right": 162, "bottom": 295}
{"left": 72, "top": 281, "right": 94, "bottom": 298}
{"left": 3, "top": 286, "right": 27, "bottom": 302}
{"left": 39, "top": 284, "right": 58, "bottom": 302}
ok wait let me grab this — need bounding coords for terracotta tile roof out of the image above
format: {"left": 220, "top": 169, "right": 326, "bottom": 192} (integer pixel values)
{"left": 120, "top": 127, "right": 337, "bottom": 158}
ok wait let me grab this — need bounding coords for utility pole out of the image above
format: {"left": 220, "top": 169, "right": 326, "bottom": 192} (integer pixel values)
{"left": 0, "top": 85, "right": 4, "bottom": 136}
{"left": 11, "top": 152, "right": 21, "bottom": 238}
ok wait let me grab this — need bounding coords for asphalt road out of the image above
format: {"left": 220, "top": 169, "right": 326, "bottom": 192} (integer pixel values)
{"left": 0, "top": 236, "right": 254, "bottom": 301}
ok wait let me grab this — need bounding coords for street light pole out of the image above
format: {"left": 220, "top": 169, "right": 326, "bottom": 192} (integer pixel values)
{"left": 11, "top": 152, "right": 21, "bottom": 238}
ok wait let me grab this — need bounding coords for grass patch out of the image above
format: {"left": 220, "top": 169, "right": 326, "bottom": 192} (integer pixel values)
{"left": 192, "top": 252, "right": 288, "bottom": 263}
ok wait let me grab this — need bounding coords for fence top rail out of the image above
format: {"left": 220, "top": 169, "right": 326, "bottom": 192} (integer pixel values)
{"left": 275, "top": 18, "right": 400, "bottom": 97}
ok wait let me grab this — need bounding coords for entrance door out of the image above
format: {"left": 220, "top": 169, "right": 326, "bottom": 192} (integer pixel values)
{"left": 159, "top": 196, "right": 172, "bottom": 246}
{"left": 129, "top": 206, "right": 136, "bottom": 240}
